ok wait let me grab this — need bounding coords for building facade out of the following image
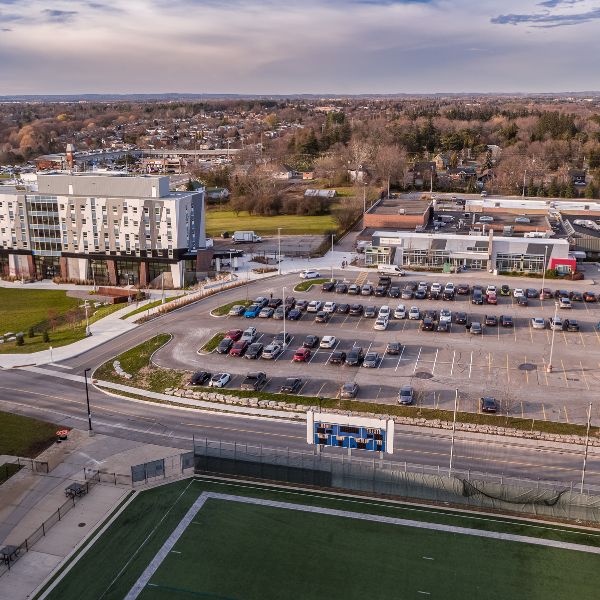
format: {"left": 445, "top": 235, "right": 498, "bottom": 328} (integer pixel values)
{"left": 0, "top": 173, "right": 206, "bottom": 288}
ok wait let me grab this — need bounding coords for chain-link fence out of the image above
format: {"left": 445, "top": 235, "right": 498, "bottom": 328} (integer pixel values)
{"left": 191, "top": 439, "right": 600, "bottom": 523}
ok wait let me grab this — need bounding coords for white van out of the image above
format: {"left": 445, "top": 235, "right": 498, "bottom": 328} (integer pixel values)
{"left": 377, "top": 264, "right": 405, "bottom": 276}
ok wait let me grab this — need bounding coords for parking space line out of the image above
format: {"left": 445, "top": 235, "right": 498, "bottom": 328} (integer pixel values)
{"left": 412, "top": 347, "right": 422, "bottom": 374}
{"left": 579, "top": 331, "right": 586, "bottom": 347}
{"left": 560, "top": 359, "right": 569, "bottom": 387}
{"left": 541, "top": 357, "right": 549, "bottom": 386}
{"left": 394, "top": 345, "right": 407, "bottom": 372}
{"left": 450, "top": 350, "right": 456, "bottom": 377}
{"left": 580, "top": 361, "right": 590, "bottom": 390}
{"left": 307, "top": 347, "right": 320, "bottom": 363}
{"left": 488, "top": 352, "right": 492, "bottom": 374}
{"left": 542, "top": 403, "right": 547, "bottom": 420}
{"left": 431, "top": 348, "right": 439, "bottom": 374}
{"left": 468, "top": 351, "right": 473, "bottom": 379}
{"left": 316, "top": 382, "right": 327, "bottom": 397}
{"left": 524, "top": 356, "right": 529, "bottom": 384}
{"left": 506, "top": 354, "right": 510, "bottom": 383}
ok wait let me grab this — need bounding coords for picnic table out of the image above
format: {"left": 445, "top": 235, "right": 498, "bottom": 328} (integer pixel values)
{"left": 65, "top": 482, "right": 87, "bottom": 499}
{"left": 0, "top": 545, "right": 20, "bottom": 565}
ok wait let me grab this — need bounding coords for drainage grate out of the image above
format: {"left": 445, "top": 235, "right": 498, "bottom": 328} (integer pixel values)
{"left": 518, "top": 363, "right": 537, "bottom": 371}
{"left": 414, "top": 371, "right": 434, "bottom": 379}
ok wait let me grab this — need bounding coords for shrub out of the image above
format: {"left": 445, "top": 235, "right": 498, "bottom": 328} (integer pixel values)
{"left": 28, "top": 327, "right": 35, "bottom": 338}
{"left": 16, "top": 333, "right": 24, "bottom": 346}
{"left": 42, "top": 331, "right": 50, "bottom": 343}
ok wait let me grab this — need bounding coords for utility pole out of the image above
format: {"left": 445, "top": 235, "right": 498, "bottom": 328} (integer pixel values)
{"left": 449, "top": 389, "right": 458, "bottom": 476}
{"left": 580, "top": 402, "right": 593, "bottom": 494}
{"left": 541, "top": 245, "right": 549, "bottom": 291}
{"left": 84, "top": 301, "right": 91, "bottom": 336}
{"left": 547, "top": 301, "right": 558, "bottom": 373}
{"left": 331, "top": 233, "right": 334, "bottom": 255}
{"left": 522, "top": 169, "right": 527, "bottom": 198}
{"left": 282, "top": 285, "right": 286, "bottom": 349}
{"left": 363, "top": 184, "right": 367, "bottom": 214}
{"left": 84, "top": 368, "right": 93, "bottom": 433}
{"left": 277, "top": 227, "right": 282, "bottom": 275}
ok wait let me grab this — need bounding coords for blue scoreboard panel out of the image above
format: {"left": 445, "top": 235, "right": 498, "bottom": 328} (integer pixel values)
{"left": 313, "top": 421, "right": 386, "bottom": 452}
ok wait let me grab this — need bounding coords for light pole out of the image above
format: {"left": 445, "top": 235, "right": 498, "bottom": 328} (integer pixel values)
{"left": 581, "top": 402, "right": 593, "bottom": 494}
{"left": 277, "top": 227, "right": 282, "bottom": 275}
{"left": 84, "top": 368, "right": 93, "bottom": 433}
{"left": 547, "top": 301, "right": 558, "bottom": 373}
{"left": 449, "top": 389, "right": 458, "bottom": 476}
{"left": 541, "top": 245, "right": 549, "bottom": 293}
{"left": 91, "top": 259, "right": 97, "bottom": 293}
{"left": 331, "top": 233, "right": 334, "bottom": 255}
{"left": 363, "top": 184, "right": 367, "bottom": 214}
{"left": 282, "top": 285, "right": 286, "bottom": 348}
{"left": 83, "top": 301, "right": 91, "bottom": 336}
{"left": 522, "top": 169, "right": 527, "bottom": 198}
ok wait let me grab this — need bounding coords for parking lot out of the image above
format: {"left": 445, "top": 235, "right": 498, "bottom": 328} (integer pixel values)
{"left": 153, "top": 271, "right": 600, "bottom": 425}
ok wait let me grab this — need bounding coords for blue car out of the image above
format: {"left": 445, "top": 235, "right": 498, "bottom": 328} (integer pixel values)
{"left": 244, "top": 304, "right": 261, "bottom": 318}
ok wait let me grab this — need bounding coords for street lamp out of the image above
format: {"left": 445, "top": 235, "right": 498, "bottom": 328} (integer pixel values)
{"left": 277, "top": 227, "right": 282, "bottom": 275}
{"left": 83, "top": 300, "right": 91, "bottom": 336}
{"left": 541, "top": 245, "right": 549, "bottom": 292}
{"left": 84, "top": 368, "right": 93, "bottom": 433}
{"left": 363, "top": 183, "right": 367, "bottom": 214}
{"left": 547, "top": 301, "right": 558, "bottom": 373}
{"left": 282, "top": 285, "right": 286, "bottom": 348}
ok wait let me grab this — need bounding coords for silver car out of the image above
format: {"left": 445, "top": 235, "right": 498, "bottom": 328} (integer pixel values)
{"left": 362, "top": 352, "right": 380, "bottom": 368}
{"left": 398, "top": 385, "right": 414, "bottom": 405}
{"left": 340, "top": 382, "right": 359, "bottom": 398}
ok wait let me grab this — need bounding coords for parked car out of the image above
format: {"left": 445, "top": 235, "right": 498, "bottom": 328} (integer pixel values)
{"left": 500, "top": 315, "right": 513, "bottom": 327}
{"left": 525, "top": 288, "right": 539, "bottom": 299}
{"left": 471, "top": 289, "right": 484, "bottom": 305}
{"left": 259, "top": 307, "right": 274, "bottom": 318}
{"left": 300, "top": 270, "right": 320, "bottom": 279}
{"left": 340, "top": 382, "right": 359, "bottom": 398}
{"left": 555, "top": 289, "right": 570, "bottom": 299}
{"left": 408, "top": 306, "right": 420, "bottom": 320}
{"left": 421, "top": 317, "right": 435, "bottom": 331}
{"left": 398, "top": 385, "right": 414, "bottom": 405}
{"left": 335, "top": 283, "right": 348, "bottom": 294}
{"left": 240, "top": 371, "right": 266, "bottom": 391}
{"left": 454, "top": 312, "right": 468, "bottom": 325}
{"left": 272, "top": 306, "right": 286, "bottom": 320}
{"left": 347, "top": 284, "right": 360, "bottom": 295}
{"left": 295, "top": 299, "right": 309, "bottom": 311}
{"left": 274, "top": 332, "right": 292, "bottom": 345}
{"left": 287, "top": 308, "right": 302, "bottom": 321}
{"left": 303, "top": 335, "right": 320, "bottom": 348}
{"left": 486, "top": 292, "right": 497, "bottom": 305}
{"left": 530, "top": 317, "right": 546, "bottom": 330}
{"left": 480, "top": 396, "right": 498, "bottom": 413}
{"left": 345, "top": 346, "right": 364, "bottom": 366}
{"left": 378, "top": 305, "right": 391, "bottom": 318}
{"left": 328, "top": 350, "right": 347, "bottom": 365}
{"left": 540, "top": 288, "right": 553, "bottom": 300}
{"left": 321, "top": 281, "right": 336, "bottom": 292}
{"left": 517, "top": 295, "right": 529, "bottom": 307}
{"left": 244, "top": 342, "right": 264, "bottom": 360}
{"left": 209, "top": 372, "right": 231, "bottom": 388}
{"left": 513, "top": 288, "right": 524, "bottom": 298}
{"left": 307, "top": 300, "right": 322, "bottom": 313}
{"left": 190, "top": 371, "right": 211, "bottom": 386}
{"left": 284, "top": 296, "right": 296, "bottom": 309}
{"left": 401, "top": 287, "right": 414, "bottom": 300}
{"left": 437, "top": 321, "right": 450, "bottom": 332}
{"left": 320, "top": 335, "right": 337, "bottom": 348}
{"left": 361, "top": 284, "right": 374, "bottom": 296}
{"left": 485, "top": 315, "right": 498, "bottom": 326}
{"left": 240, "top": 327, "right": 257, "bottom": 343}
{"left": 414, "top": 289, "right": 427, "bottom": 300}
{"left": 336, "top": 303, "right": 350, "bottom": 314}
{"left": 374, "top": 316, "right": 389, "bottom": 331}
{"left": 499, "top": 285, "right": 511, "bottom": 296}
{"left": 386, "top": 342, "right": 402, "bottom": 355}
{"left": 321, "top": 301, "right": 336, "bottom": 313}
{"left": 293, "top": 347, "right": 311, "bottom": 362}
{"left": 315, "top": 311, "right": 331, "bottom": 323}
{"left": 388, "top": 286, "right": 401, "bottom": 298}
{"left": 261, "top": 342, "right": 283, "bottom": 359}
{"left": 254, "top": 296, "right": 269, "bottom": 308}
{"left": 224, "top": 329, "right": 243, "bottom": 341}
{"left": 362, "top": 352, "right": 380, "bottom": 368}
{"left": 394, "top": 304, "right": 406, "bottom": 319}
{"left": 244, "top": 304, "right": 261, "bottom": 318}
{"left": 570, "top": 291, "right": 584, "bottom": 302}
{"left": 469, "top": 321, "right": 483, "bottom": 334}
{"left": 374, "top": 285, "right": 388, "bottom": 297}
{"left": 558, "top": 297, "right": 572, "bottom": 309}
{"left": 280, "top": 378, "right": 302, "bottom": 393}
{"left": 216, "top": 337, "right": 234, "bottom": 354}
{"left": 363, "top": 306, "right": 377, "bottom": 318}
{"left": 439, "top": 308, "right": 452, "bottom": 324}
{"left": 268, "top": 297, "right": 282, "bottom": 309}
{"left": 229, "top": 340, "right": 249, "bottom": 357}
{"left": 583, "top": 291, "right": 597, "bottom": 302}
{"left": 486, "top": 285, "right": 497, "bottom": 296}
{"left": 564, "top": 319, "right": 580, "bottom": 332}
{"left": 228, "top": 305, "right": 247, "bottom": 316}
{"left": 456, "top": 284, "right": 470, "bottom": 295}
{"left": 549, "top": 317, "right": 563, "bottom": 331}
{"left": 349, "top": 304, "right": 364, "bottom": 316}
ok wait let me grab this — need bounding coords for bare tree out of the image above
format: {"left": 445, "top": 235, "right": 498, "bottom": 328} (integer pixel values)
{"left": 372, "top": 144, "right": 407, "bottom": 197}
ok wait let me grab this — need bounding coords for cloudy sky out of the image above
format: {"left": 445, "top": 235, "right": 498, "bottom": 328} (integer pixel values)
{"left": 0, "top": 0, "right": 598, "bottom": 94}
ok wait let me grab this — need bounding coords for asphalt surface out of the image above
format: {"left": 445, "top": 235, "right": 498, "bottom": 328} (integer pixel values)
{"left": 1, "top": 269, "right": 600, "bottom": 492}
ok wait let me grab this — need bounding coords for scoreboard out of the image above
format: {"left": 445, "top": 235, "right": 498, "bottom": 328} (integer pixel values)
{"left": 306, "top": 411, "right": 394, "bottom": 454}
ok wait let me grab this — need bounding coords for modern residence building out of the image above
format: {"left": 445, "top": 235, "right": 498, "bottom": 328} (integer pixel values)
{"left": 0, "top": 173, "right": 207, "bottom": 288}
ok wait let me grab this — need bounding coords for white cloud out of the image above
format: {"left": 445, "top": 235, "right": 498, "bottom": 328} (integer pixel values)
{"left": 0, "top": 0, "right": 598, "bottom": 93}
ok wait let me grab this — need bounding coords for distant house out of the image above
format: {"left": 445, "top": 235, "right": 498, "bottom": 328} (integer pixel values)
{"left": 348, "top": 167, "right": 369, "bottom": 183}
{"left": 272, "top": 164, "right": 299, "bottom": 180}
{"left": 569, "top": 169, "right": 587, "bottom": 186}
{"left": 446, "top": 166, "right": 477, "bottom": 182}
{"left": 406, "top": 162, "right": 436, "bottom": 187}
{"left": 206, "top": 187, "right": 230, "bottom": 204}
{"left": 434, "top": 154, "right": 450, "bottom": 171}
{"left": 304, "top": 189, "right": 336, "bottom": 199}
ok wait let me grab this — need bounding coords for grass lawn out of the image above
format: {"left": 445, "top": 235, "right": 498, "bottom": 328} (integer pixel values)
{"left": 42, "top": 478, "right": 600, "bottom": 600}
{"left": 294, "top": 277, "right": 330, "bottom": 291}
{"left": 206, "top": 209, "right": 338, "bottom": 236}
{"left": 120, "top": 296, "right": 178, "bottom": 320}
{"left": 210, "top": 299, "right": 252, "bottom": 316}
{"left": 200, "top": 332, "right": 225, "bottom": 352}
{"left": 0, "top": 410, "right": 61, "bottom": 457}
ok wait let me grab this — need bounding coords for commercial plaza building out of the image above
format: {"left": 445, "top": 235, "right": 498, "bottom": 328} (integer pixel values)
{"left": 367, "top": 231, "right": 573, "bottom": 274}
{"left": 0, "top": 173, "right": 207, "bottom": 288}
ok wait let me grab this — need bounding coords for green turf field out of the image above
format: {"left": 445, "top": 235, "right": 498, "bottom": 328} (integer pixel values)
{"left": 41, "top": 478, "right": 600, "bottom": 600}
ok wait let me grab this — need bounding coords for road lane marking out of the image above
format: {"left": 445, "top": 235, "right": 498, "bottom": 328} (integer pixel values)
{"left": 412, "top": 347, "right": 422, "bottom": 374}
{"left": 431, "top": 348, "right": 439, "bottom": 374}
{"left": 395, "top": 345, "right": 407, "bottom": 372}
{"left": 468, "top": 351, "right": 473, "bottom": 379}
{"left": 450, "top": 350, "right": 456, "bottom": 377}
{"left": 506, "top": 354, "right": 510, "bottom": 383}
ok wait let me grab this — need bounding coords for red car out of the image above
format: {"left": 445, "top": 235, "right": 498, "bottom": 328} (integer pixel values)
{"left": 486, "top": 293, "right": 497, "bottom": 305}
{"left": 293, "top": 347, "right": 311, "bottom": 362}
{"left": 540, "top": 288, "right": 553, "bottom": 300}
{"left": 224, "top": 329, "right": 243, "bottom": 341}
{"left": 584, "top": 291, "right": 597, "bottom": 302}
{"left": 229, "top": 340, "right": 248, "bottom": 356}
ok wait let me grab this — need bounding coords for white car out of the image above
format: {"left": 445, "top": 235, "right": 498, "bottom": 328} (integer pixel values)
{"left": 531, "top": 317, "right": 546, "bottom": 329}
{"left": 300, "top": 270, "right": 320, "bottom": 279}
{"left": 439, "top": 308, "right": 452, "bottom": 324}
{"left": 513, "top": 288, "right": 524, "bottom": 298}
{"left": 430, "top": 282, "right": 442, "bottom": 294}
{"left": 209, "top": 372, "right": 231, "bottom": 388}
{"left": 408, "top": 306, "right": 420, "bottom": 320}
{"left": 486, "top": 285, "right": 497, "bottom": 296}
{"left": 374, "top": 316, "right": 389, "bottom": 331}
{"left": 417, "top": 282, "right": 428, "bottom": 292}
{"left": 378, "top": 305, "right": 391, "bottom": 318}
{"left": 549, "top": 317, "right": 563, "bottom": 331}
{"left": 444, "top": 283, "right": 455, "bottom": 294}
{"left": 320, "top": 335, "right": 337, "bottom": 349}
{"left": 306, "top": 300, "right": 322, "bottom": 313}
{"left": 322, "top": 301, "right": 336, "bottom": 313}
{"left": 394, "top": 304, "right": 406, "bottom": 319}
{"left": 241, "top": 327, "right": 257, "bottom": 343}
{"left": 558, "top": 297, "right": 572, "bottom": 309}
{"left": 261, "top": 343, "right": 283, "bottom": 359}
{"left": 479, "top": 216, "right": 494, "bottom": 223}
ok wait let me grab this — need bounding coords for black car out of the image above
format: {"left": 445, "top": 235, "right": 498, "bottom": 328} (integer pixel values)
{"left": 328, "top": 350, "right": 347, "bottom": 365}
{"left": 500, "top": 315, "right": 513, "bottom": 327}
{"left": 378, "top": 276, "right": 392, "bottom": 288}
{"left": 442, "top": 290, "right": 455, "bottom": 300}
{"left": 268, "top": 298, "right": 282, "bottom": 308}
{"left": 484, "top": 315, "right": 498, "bottom": 326}
{"left": 388, "top": 286, "right": 401, "bottom": 298}
{"left": 456, "top": 284, "right": 470, "bottom": 295}
{"left": 335, "top": 283, "right": 348, "bottom": 294}
{"left": 216, "top": 337, "right": 234, "bottom": 354}
{"left": 436, "top": 321, "right": 450, "bottom": 332}
{"left": 570, "top": 291, "right": 583, "bottom": 302}
{"left": 428, "top": 290, "right": 440, "bottom": 300}
{"left": 374, "top": 285, "right": 388, "bottom": 297}
{"left": 525, "top": 288, "right": 539, "bottom": 299}
{"left": 414, "top": 289, "right": 427, "bottom": 300}
{"left": 480, "top": 396, "right": 498, "bottom": 413}
{"left": 517, "top": 295, "right": 529, "bottom": 307}
{"left": 322, "top": 281, "right": 336, "bottom": 292}
{"left": 244, "top": 342, "right": 264, "bottom": 359}
{"left": 386, "top": 342, "right": 402, "bottom": 355}
{"left": 471, "top": 290, "right": 484, "bottom": 305}
{"left": 555, "top": 289, "right": 570, "bottom": 299}
{"left": 345, "top": 346, "right": 364, "bottom": 366}
{"left": 190, "top": 371, "right": 211, "bottom": 385}
{"left": 363, "top": 306, "right": 376, "bottom": 318}
{"left": 349, "top": 304, "right": 364, "bottom": 316}
{"left": 315, "top": 311, "right": 331, "bottom": 323}
{"left": 563, "top": 319, "right": 580, "bottom": 332}
{"left": 287, "top": 308, "right": 302, "bottom": 321}
{"left": 336, "top": 303, "right": 350, "bottom": 314}
{"left": 401, "top": 288, "right": 414, "bottom": 300}
{"left": 284, "top": 296, "right": 296, "bottom": 309}
{"left": 295, "top": 299, "right": 309, "bottom": 311}
{"left": 421, "top": 317, "right": 435, "bottom": 331}
{"left": 280, "top": 378, "right": 302, "bottom": 393}
{"left": 455, "top": 312, "right": 468, "bottom": 325}
{"left": 274, "top": 332, "right": 292, "bottom": 344}
{"left": 500, "top": 285, "right": 511, "bottom": 296}
{"left": 424, "top": 309, "right": 438, "bottom": 320}
{"left": 303, "top": 335, "right": 320, "bottom": 348}
{"left": 241, "top": 371, "right": 267, "bottom": 391}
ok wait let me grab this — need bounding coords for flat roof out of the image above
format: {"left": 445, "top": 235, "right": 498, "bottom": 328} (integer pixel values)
{"left": 372, "top": 230, "right": 570, "bottom": 246}
{"left": 368, "top": 197, "right": 431, "bottom": 216}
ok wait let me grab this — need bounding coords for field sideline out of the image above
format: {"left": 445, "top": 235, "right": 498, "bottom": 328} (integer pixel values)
{"left": 40, "top": 477, "right": 600, "bottom": 600}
